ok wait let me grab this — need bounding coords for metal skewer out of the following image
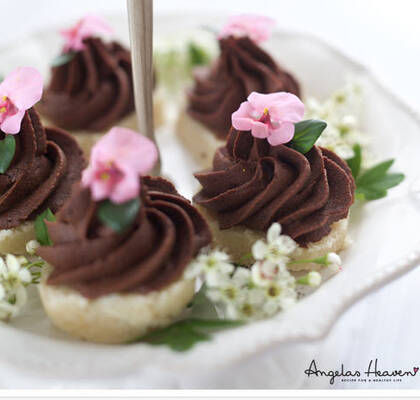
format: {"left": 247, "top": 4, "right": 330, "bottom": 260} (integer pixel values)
{"left": 127, "top": 0, "right": 160, "bottom": 175}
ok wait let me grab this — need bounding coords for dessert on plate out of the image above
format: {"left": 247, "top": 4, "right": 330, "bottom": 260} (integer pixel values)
{"left": 0, "top": 67, "right": 85, "bottom": 255}
{"left": 193, "top": 91, "right": 355, "bottom": 270}
{"left": 37, "top": 15, "right": 164, "bottom": 156}
{"left": 177, "top": 15, "right": 300, "bottom": 167}
{"left": 37, "top": 127, "right": 212, "bottom": 344}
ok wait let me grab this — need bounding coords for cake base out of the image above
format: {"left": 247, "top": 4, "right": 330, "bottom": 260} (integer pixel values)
{"left": 0, "top": 221, "right": 35, "bottom": 255}
{"left": 195, "top": 204, "right": 349, "bottom": 271}
{"left": 176, "top": 112, "right": 225, "bottom": 168}
{"left": 39, "top": 273, "right": 195, "bottom": 344}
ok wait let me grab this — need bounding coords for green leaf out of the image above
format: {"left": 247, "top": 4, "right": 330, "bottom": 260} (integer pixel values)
{"left": 0, "top": 135, "right": 16, "bottom": 174}
{"left": 97, "top": 198, "right": 140, "bottom": 233}
{"left": 355, "top": 186, "right": 387, "bottom": 201}
{"left": 289, "top": 119, "right": 327, "bottom": 154}
{"left": 356, "top": 159, "right": 394, "bottom": 186}
{"left": 34, "top": 208, "right": 56, "bottom": 246}
{"left": 346, "top": 144, "right": 362, "bottom": 180}
{"left": 187, "top": 42, "right": 210, "bottom": 67}
{"left": 366, "top": 173, "right": 405, "bottom": 191}
{"left": 138, "top": 318, "right": 244, "bottom": 352}
{"left": 352, "top": 152, "right": 405, "bottom": 201}
{"left": 51, "top": 52, "right": 76, "bottom": 67}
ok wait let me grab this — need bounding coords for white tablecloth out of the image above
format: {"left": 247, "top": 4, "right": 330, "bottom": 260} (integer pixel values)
{"left": 2, "top": 0, "right": 420, "bottom": 389}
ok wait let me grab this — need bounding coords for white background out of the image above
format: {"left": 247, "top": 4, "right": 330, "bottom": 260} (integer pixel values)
{"left": 3, "top": 0, "right": 420, "bottom": 390}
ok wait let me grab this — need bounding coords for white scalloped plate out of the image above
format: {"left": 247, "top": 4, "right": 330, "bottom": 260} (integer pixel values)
{"left": 1, "top": 14, "right": 420, "bottom": 386}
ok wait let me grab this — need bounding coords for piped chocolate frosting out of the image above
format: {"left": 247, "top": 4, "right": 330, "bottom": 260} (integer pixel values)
{"left": 38, "top": 37, "right": 134, "bottom": 131}
{"left": 0, "top": 108, "right": 85, "bottom": 229}
{"left": 187, "top": 36, "right": 300, "bottom": 139}
{"left": 37, "top": 176, "right": 212, "bottom": 298}
{"left": 194, "top": 129, "right": 355, "bottom": 247}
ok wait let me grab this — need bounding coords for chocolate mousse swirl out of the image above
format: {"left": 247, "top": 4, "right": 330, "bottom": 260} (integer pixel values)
{"left": 38, "top": 37, "right": 134, "bottom": 131}
{"left": 0, "top": 109, "right": 85, "bottom": 229}
{"left": 194, "top": 129, "right": 355, "bottom": 246}
{"left": 37, "top": 176, "right": 212, "bottom": 298}
{"left": 187, "top": 36, "right": 300, "bottom": 139}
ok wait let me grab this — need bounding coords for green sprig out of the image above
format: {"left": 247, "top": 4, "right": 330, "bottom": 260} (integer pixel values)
{"left": 138, "top": 318, "right": 244, "bottom": 352}
{"left": 51, "top": 52, "right": 76, "bottom": 67}
{"left": 133, "top": 285, "right": 243, "bottom": 351}
{"left": 187, "top": 41, "right": 210, "bottom": 67}
{"left": 290, "top": 119, "right": 327, "bottom": 154}
{"left": 346, "top": 144, "right": 405, "bottom": 201}
{"left": 34, "top": 208, "right": 56, "bottom": 246}
{"left": 288, "top": 255, "right": 329, "bottom": 266}
{"left": 97, "top": 198, "right": 140, "bottom": 233}
{"left": 0, "top": 135, "right": 16, "bottom": 174}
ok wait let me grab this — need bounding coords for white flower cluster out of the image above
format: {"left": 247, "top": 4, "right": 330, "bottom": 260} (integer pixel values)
{"left": 154, "top": 36, "right": 216, "bottom": 95}
{"left": 305, "top": 83, "right": 370, "bottom": 162}
{"left": 186, "top": 223, "right": 342, "bottom": 321}
{"left": 0, "top": 241, "right": 43, "bottom": 321}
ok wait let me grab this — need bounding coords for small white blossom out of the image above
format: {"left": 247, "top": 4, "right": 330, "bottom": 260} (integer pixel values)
{"left": 262, "top": 292, "right": 297, "bottom": 317}
{"left": 0, "top": 253, "right": 44, "bottom": 321}
{"left": 0, "top": 255, "right": 31, "bottom": 290}
{"left": 231, "top": 267, "right": 252, "bottom": 287}
{"left": 26, "top": 240, "right": 40, "bottom": 255}
{"left": 0, "top": 300, "right": 18, "bottom": 321}
{"left": 198, "top": 248, "right": 297, "bottom": 320}
{"left": 296, "top": 271, "right": 322, "bottom": 287}
{"left": 340, "top": 114, "right": 357, "bottom": 131}
{"left": 251, "top": 259, "right": 288, "bottom": 287}
{"left": 185, "top": 249, "right": 233, "bottom": 287}
{"left": 305, "top": 82, "right": 371, "bottom": 162}
{"left": 279, "top": 295, "right": 297, "bottom": 311}
{"left": 252, "top": 223, "right": 297, "bottom": 263}
{"left": 327, "top": 252, "right": 342, "bottom": 273}
{"left": 188, "top": 238, "right": 338, "bottom": 321}
{"left": 206, "top": 275, "right": 244, "bottom": 304}
{"left": 252, "top": 260, "right": 277, "bottom": 286}
{"left": 307, "top": 271, "right": 322, "bottom": 287}
{"left": 225, "top": 287, "right": 265, "bottom": 320}
{"left": 16, "top": 256, "right": 28, "bottom": 265}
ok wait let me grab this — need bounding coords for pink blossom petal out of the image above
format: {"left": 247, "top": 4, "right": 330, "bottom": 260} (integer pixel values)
{"left": 249, "top": 92, "right": 285, "bottom": 104}
{"left": 81, "top": 166, "right": 95, "bottom": 187}
{"left": 0, "top": 67, "right": 43, "bottom": 110}
{"left": 84, "top": 127, "right": 157, "bottom": 203}
{"left": 0, "top": 110, "right": 25, "bottom": 134}
{"left": 60, "top": 15, "right": 113, "bottom": 53}
{"left": 269, "top": 94, "right": 305, "bottom": 122}
{"left": 232, "top": 116, "right": 254, "bottom": 131}
{"left": 251, "top": 121, "right": 269, "bottom": 138}
{"left": 110, "top": 170, "right": 139, "bottom": 204}
{"left": 90, "top": 178, "right": 113, "bottom": 202}
{"left": 247, "top": 92, "right": 270, "bottom": 113}
{"left": 218, "top": 14, "right": 275, "bottom": 43}
{"left": 78, "top": 14, "right": 113, "bottom": 37}
{"left": 60, "top": 34, "right": 84, "bottom": 52}
{"left": 267, "top": 122, "right": 295, "bottom": 146}
{"left": 231, "top": 91, "right": 305, "bottom": 146}
{"left": 94, "top": 127, "right": 158, "bottom": 174}
{"left": 232, "top": 101, "right": 255, "bottom": 131}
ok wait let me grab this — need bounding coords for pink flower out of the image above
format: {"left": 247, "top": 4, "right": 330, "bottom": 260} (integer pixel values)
{"left": 232, "top": 92, "right": 305, "bottom": 146}
{"left": 82, "top": 127, "right": 158, "bottom": 204}
{"left": 218, "top": 14, "right": 275, "bottom": 43}
{"left": 60, "top": 14, "right": 113, "bottom": 53}
{"left": 0, "top": 67, "right": 43, "bottom": 134}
